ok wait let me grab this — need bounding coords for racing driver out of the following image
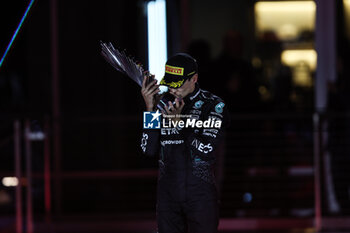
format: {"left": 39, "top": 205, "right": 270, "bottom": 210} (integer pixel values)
{"left": 140, "top": 53, "right": 228, "bottom": 233}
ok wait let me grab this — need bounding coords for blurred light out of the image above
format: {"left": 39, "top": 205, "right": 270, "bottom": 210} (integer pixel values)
{"left": 256, "top": 1, "right": 316, "bottom": 12}
{"left": 281, "top": 49, "right": 316, "bottom": 87}
{"left": 258, "top": 85, "right": 271, "bottom": 101}
{"left": 252, "top": 57, "right": 262, "bottom": 68}
{"left": 344, "top": 0, "right": 350, "bottom": 10}
{"left": 293, "top": 62, "right": 313, "bottom": 87}
{"left": 147, "top": 0, "right": 167, "bottom": 84}
{"left": 281, "top": 49, "right": 317, "bottom": 71}
{"left": 255, "top": 1, "right": 316, "bottom": 40}
{"left": 344, "top": 0, "right": 350, "bottom": 39}
{"left": 2, "top": 177, "right": 19, "bottom": 187}
{"left": 27, "top": 131, "right": 45, "bottom": 141}
{"left": 243, "top": 192, "right": 253, "bottom": 203}
{"left": 288, "top": 166, "right": 314, "bottom": 176}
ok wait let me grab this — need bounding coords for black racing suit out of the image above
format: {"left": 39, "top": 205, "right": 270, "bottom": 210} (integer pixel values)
{"left": 140, "top": 86, "right": 228, "bottom": 233}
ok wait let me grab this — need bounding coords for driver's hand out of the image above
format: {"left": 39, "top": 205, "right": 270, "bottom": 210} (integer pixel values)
{"left": 141, "top": 74, "right": 160, "bottom": 111}
{"left": 164, "top": 98, "right": 185, "bottom": 122}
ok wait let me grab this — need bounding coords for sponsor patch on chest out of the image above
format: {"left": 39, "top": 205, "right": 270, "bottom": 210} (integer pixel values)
{"left": 161, "top": 128, "right": 180, "bottom": 135}
{"left": 191, "top": 139, "right": 213, "bottom": 154}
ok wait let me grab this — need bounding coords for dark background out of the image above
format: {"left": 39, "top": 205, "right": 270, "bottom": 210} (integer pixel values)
{"left": 1, "top": 0, "right": 350, "bottom": 232}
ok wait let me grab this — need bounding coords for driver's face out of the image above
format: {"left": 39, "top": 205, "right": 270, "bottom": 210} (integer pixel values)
{"left": 168, "top": 79, "right": 192, "bottom": 99}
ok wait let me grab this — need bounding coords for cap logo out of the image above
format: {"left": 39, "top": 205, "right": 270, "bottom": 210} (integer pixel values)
{"left": 160, "top": 79, "right": 184, "bottom": 88}
{"left": 165, "top": 65, "right": 184, "bottom": 76}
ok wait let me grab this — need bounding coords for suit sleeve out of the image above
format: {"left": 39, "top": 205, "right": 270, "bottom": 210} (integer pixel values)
{"left": 140, "top": 129, "right": 160, "bottom": 157}
{"left": 185, "top": 100, "right": 228, "bottom": 161}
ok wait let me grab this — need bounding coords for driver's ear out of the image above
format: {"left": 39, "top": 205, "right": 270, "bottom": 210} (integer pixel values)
{"left": 191, "top": 74, "right": 198, "bottom": 84}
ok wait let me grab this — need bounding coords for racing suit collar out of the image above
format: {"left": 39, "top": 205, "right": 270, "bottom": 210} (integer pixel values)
{"left": 184, "top": 84, "right": 200, "bottom": 104}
